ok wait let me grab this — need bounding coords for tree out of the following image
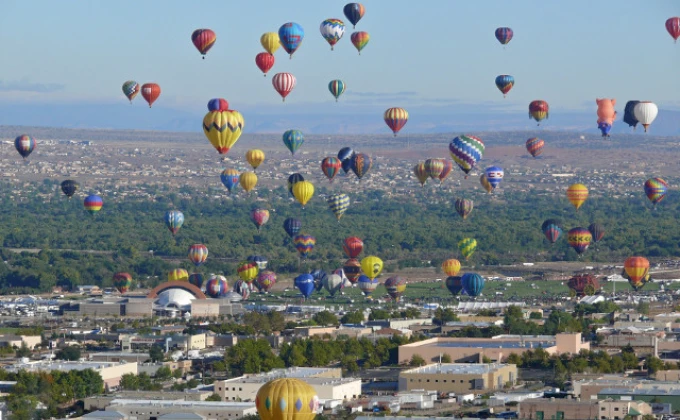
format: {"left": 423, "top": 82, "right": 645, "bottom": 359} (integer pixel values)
{"left": 313, "top": 311, "right": 339, "bottom": 326}
{"left": 409, "top": 354, "right": 426, "bottom": 367}
{"left": 154, "top": 366, "right": 172, "bottom": 381}
{"left": 172, "top": 368, "right": 183, "bottom": 379}
{"left": 646, "top": 356, "right": 664, "bottom": 374}
{"left": 205, "top": 393, "right": 222, "bottom": 402}
{"left": 149, "top": 345, "right": 165, "bottom": 362}
{"left": 529, "top": 312, "right": 542, "bottom": 319}
{"left": 340, "top": 311, "right": 364, "bottom": 324}
{"left": 432, "top": 308, "right": 459, "bottom": 326}
{"left": 369, "top": 309, "right": 391, "bottom": 320}
{"left": 440, "top": 353, "right": 452, "bottom": 363}
{"left": 55, "top": 345, "right": 81, "bottom": 361}
{"left": 15, "top": 342, "right": 31, "bottom": 358}
{"left": 637, "top": 301, "right": 650, "bottom": 315}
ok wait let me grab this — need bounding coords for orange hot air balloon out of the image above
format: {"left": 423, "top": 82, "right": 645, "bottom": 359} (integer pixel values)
{"left": 413, "top": 162, "right": 428, "bottom": 187}
{"left": 566, "top": 183, "right": 588, "bottom": 211}
{"left": 141, "top": 83, "right": 161, "bottom": 108}
{"left": 624, "top": 256, "right": 650, "bottom": 287}
{"left": 442, "top": 259, "right": 461, "bottom": 277}
{"left": 529, "top": 100, "right": 549, "bottom": 125}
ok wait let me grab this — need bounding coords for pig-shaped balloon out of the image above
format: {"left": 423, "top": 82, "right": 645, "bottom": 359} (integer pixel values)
{"left": 596, "top": 98, "right": 617, "bottom": 124}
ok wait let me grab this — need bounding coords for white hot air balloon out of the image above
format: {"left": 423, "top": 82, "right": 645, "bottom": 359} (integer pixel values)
{"left": 633, "top": 101, "right": 658, "bottom": 133}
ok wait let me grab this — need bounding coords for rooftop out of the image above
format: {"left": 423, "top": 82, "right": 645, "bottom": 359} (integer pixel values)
{"left": 599, "top": 388, "right": 680, "bottom": 396}
{"left": 4, "top": 360, "right": 131, "bottom": 372}
{"left": 223, "top": 366, "right": 336, "bottom": 382}
{"left": 402, "top": 363, "right": 514, "bottom": 375}
{"left": 224, "top": 376, "right": 359, "bottom": 385}
{"left": 109, "top": 399, "right": 255, "bottom": 409}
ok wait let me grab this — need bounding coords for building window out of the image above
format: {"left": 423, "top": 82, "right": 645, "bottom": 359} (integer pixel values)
{"left": 601, "top": 407, "right": 606, "bottom": 411}
{"left": 239, "top": 387, "right": 242, "bottom": 391}
{"left": 614, "top": 407, "right": 619, "bottom": 411}
{"left": 426, "top": 380, "right": 430, "bottom": 382}
{"left": 435, "top": 380, "right": 438, "bottom": 383}
{"left": 536, "top": 411, "right": 543, "bottom": 420}
{"left": 443, "top": 380, "right": 447, "bottom": 383}
{"left": 556, "top": 411, "right": 564, "bottom": 420}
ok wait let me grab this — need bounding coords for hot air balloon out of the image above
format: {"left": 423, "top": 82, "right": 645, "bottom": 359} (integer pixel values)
{"left": 141, "top": 83, "right": 161, "bottom": 107}
{"left": 623, "top": 101, "right": 640, "bottom": 129}
{"left": 112, "top": 272, "right": 132, "bottom": 294}
{"left": 624, "top": 256, "right": 650, "bottom": 290}
{"left": 445, "top": 276, "right": 463, "bottom": 296}
{"left": 343, "top": 3, "right": 365, "bottom": 28}
{"left": 338, "top": 147, "right": 355, "bottom": 174}
{"left": 282, "top": 130, "right": 304, "bottom": 155}
{"left": 239, "top": 172, "right": 258, "bottom": 193}
{"left": 260, "top": 32, "right": 281, "bottom": 55}
{"left": 526, "top": 138, "right": 545, "bottom": 158}
{"left": 438, "top": 159, "right": 453, "bottom": 184}
{"left": 327, "top": 193, "right": 350, "bottom": 221}
{"left": 541, "top": 219, "right": 562, "bottom": 244}
{"left": 495, "top": 27, "right": 513, "bottom": 45}
{"left": 328, "top": 79, "right": 346, "bottom": 101}
{"left": 343, "top": 258, "right": 362, "bottom": 284}
{"left": 250, "top": 208, "right": 270, "bottom": 231}
{"left": 480, "top": 174, "right": 493, "bottom": 193}
{"left": 596, "top": 98, "right": 617, "bottom": 138}
{"left": 566, "top": 184, "right": 588, "bottom": 211}
{"left": 293, "top": 181, "right": 315, "bottom": 208}
{"left": 484, "top": 166, "right": 504, "bottom": 191}
{"left": 449, "top": 135, "right": 485, "bottom": 177}
{"left": 320, "top": 19, "right": 345, "bottom": 50}
{"left": 256, "top": 270, "right": 277, "bottom": 293}
{"left": 122, "top": 80, "right": 139, "bottom": 103}
{"left": 60, "top": 180, "right": 79, "bottom": 199}
{"left": 666, "top": 17, "right": 680, "bottom": 43}
{"left": 424, "top": 158, "right": 444, "bottom": 179}
{"left": 567, "top": 227, "right": 592, "bottom": 255}
{"left": 442, "top": 259, "right": 461, "bottom": 277}
{"left": 205, "top": 275, "right": 228, "bottom": 298}
{"left": 247, "top": 255, "right": 268, "bottom": 271}
{"left": 458, "top": 238, "right": 477, "bottom": 260}
{"left": 14, "top": 135, "right": 36, "bottom": 159}
{"left": 272, "top": 73, "right": 296, "bottom": 102}
{"left": 293, "top": 234, "right": 316, "bottom": 259}
{"left": 84, "top": 195, "right": 103, "bottom": 215}
{"left": 462, "top": 273, "right": 485, "bottom": 297}
{"left": 189, "top": 273, "right": 205, "bottom": 289}
{"left": 168, "top": 268, "right": 189, "bottom": 282}
{"left": 361, "top": 256, "right": 383, "bottom": 280}
{"left": 384, "top": 108, "right": 408, "bottom": 136}
{"left": 644, "top": 177, "right": 668, "bottom": 207}
{"left": 495, "top": 75, "right": 514, "bottom": 97}
{"left": 283, "top": 218, "right": 302, "bottom": 238}
{"left": 334, "top": 268, "right": 350, "bottom": 289}
{"left": 343, "top": 237, "right": 364, "bottom": 259}
{"left": 203, "top": 102, "right": 244, "bottom": 155}
{"left": 233, "top": 279, "right": 253, "bottom": 300}
{"left": 323, "top": 273, "right": 343, "bottom": 297}
{"left": 164, "top": 210, "right": 184, "bottom": 236}
{"left": 255, "top": 53, "right": 275, "bottom": 77}
{"left": 256, "top": 378, "right": 319, "bottom": 420}
{"left": 588, "top": 223, "right": 605, "bottom": 243}
{"left": 413, "top": 163, "right": 428, "bottom": 187}
{"left": 237, "top": 261, "right": 259, "bottom": 283}
{"left": 208, "top": 98, "right": 229, "bottom": 111}
{"left": 294, "top": 274, "right": 315, "bottom": 299}
{"left": 321, "top": 157, "right": 342, "bottom": 182}
{"left": 188, "top": 244, "right": 208, "bottom": 267}
{"left": 567, "top": 274, "right": 600, "bottom": 296}
{"left": 278, "top": 23, "right": 305, "bottom": 58}
{"left": 245, "top": 149, "right": 265, "bottom": 171}
{"left": 529, "top": 100, "right": 549, "bottom": 125}
{"left": 633, "top": 101, "right": 658, "bottom": 132}
{"left": 358, "top": 275, "right": 379, "bottom": 297}
{"left": 220, "top": 169, "right": 240, "bottom": 194}
{"left": 351, "top": 153, "right": 372, "bottom": 179}
{"left": 455, "top": 198, "right": 473, "bottom": 219}
{"left": 310, "top": 269, "right": 328, "bottom": 293}
{"left": 350, "top": 31, "right": 369, "bottom": 54}
{"left": 191, "top": 29, "right": 216, "bottom": 59}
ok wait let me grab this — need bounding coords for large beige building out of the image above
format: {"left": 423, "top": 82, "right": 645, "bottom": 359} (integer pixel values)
{"left": 519, "top": 397, "right": 651, "bottom": 420}
{"left": 86, "top": 399, "right": 257, "bottom": 420}
{"left": 0, "top": 335, "right": 42, "bottom": 350}
{"left": 398, "top": 363, "right": 517, "bottom": 394}
{"left": 3, "top": 360, "right": 138, "bottom": 389}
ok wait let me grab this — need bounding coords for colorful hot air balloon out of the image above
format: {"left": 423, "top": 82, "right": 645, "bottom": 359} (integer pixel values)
{"left": 358, "top": 275, "right": 379, "bottom": 297}
{"left": 164, "top": 210, "right": 184, "bottom": 235}
{"left": 293, "top": 181, "right": 315, "bottom": 208}
{"left": 666, "top": 17, "right": 680, "bottom": 43}
{"left": 294, "top": 274, "right": 315, "bottom": 299}
{"left": 596, "top": 98, "right": 617, "bottom": 138}
{"left": 257, "top": 270, "right": 277, "bottom": 293}
{"left": 424, "top": 158, "right": 444, "bottom": 179}
{"left": 438, "top": 159, "right": 453, "bottom": 184}
{"left": 233, "top": 279, "right": 253, "bottom": 300}
{"left": 495, "top": 27, "right": 513, "bottom": 45}
{"left": 283, "top": 218, "right": 302, "bottom": 238}
{"left": 278, "top": 23, "right": 305, "bottom": 58}
{"left": 323, "top": 273, "right": 343, "bottom": 297}
{"left": 247, "top": 255, "right": 268, "bottom": 271}
{"left": 480, "top": 174, "right": 493, "bottom": 193}
{"left": 566, "top": 184, "right": 588, "bottom": 211}
{"left": 14, "top": 135, "right": 36, "bottom": 159}
{"left": 141, "top": 83, "right": 161, "bottom": 108}
{"left": 343, "top": 3, "right": 365, "bottom": 28}
{"left": 220, "top": 169, "right": 240, "bottom": 193}
{"left": 189, "top": 273, "right": 206, "bottom": 289}
{"left": 458, "top": 238, "right": 477, "bottom": 260}
{"left": 449, "top": 135, "right": 485, "bottom": 177}
{"left": 191, "top": 29, "right": 216, "bottom": 58}
{"left": 624, "top": 256, "right": 650, "bottom": 290}
{"left": 321, "top": 157, "right": 342, "bottom": 182}
{"left": 343, "top": 237, "right": 364, "bottom": 259}
{"left": 246, "top": 149, "right": 265, "bottom": 170}
{"left": 320, "top": 19, "right": 345, "bottom": 50}
{"left": 350, "top": 31, "right": 369, "bottom": 54}
{"left": 361, "top": 256, "right": 383, "bottom": 280}
{"left": 260, "top": 32, "right": 281, "bottom": 55}
{"left": 541, "top": 219, "right": 562, "bottom": 244}
{"left": 455, "top": 198, "right": 473, "bottom": 219}
{"left": 413, "top": 163, "right": 428, "bottom": 187}
{"left": 623, "top": 101, "right": 640, "bottom": 129}
{"left": 588, "top": 223, "right": 605, "bottom": 243}
{"left": 256, "top": 378, "right": 319, "bottom": 420}
{"left": 272, "top": 72, "right": 296, "bottom": 102}
{"left": 250, "top": 208, "right": 270, "bottom": 231}
{"left": 122, "top": 80, "right": 139, "bottom": 103}
{"left": 644, "top": 177, "right": 668, "bottom": 207}
{"left": 282, "top": 130, "right": 304, "bottom": 155}
{"left": 113, "top": 272, "right": 133, "bottom": 294}
{"left": 567, "top": 227, "right": 592, "bottom": 255}
{"left": 168, "top": 268, "right": 189, "bottom": 282}
{"left": 239, "top": 172, "right": 258, "bottom": 193}
{"left": 495, "top": 75, "right": 514, "bottom": 97}
{"left": 328, "top": 79, "right": 346, "bottom": 101}
{"left": 526, "top": 137, "right": 545, "bottom": 158}
{"left": 237, "top": 261, "right": 259, "bottom": 283}
{"left": 255, "top": 52, "right": 275, "bottom": 77}
{"left": 205, "top": 275, "right": 228, "bottom": 298}
{"left": 84, "top": 195, "right": 103, "bottom": 215}
{"left": 60, "top": 180, "right": 79, "bottom": 199}
{"left": 188, "top": 244, "right": 208, "bottom": 267}
{"left": 287, "top": 173, "right": 305, "bottom": 195}
{"left": 343, "top": 258, "right": 362, "bottom": 284}
{"left": 484, "top": 166, "right": 504, "bottom": 191}
{"left": 293, "top": 234, "right": 316, "bottom": 259}
{"left": 462, "top": 273, "right": 485, "bottom": 296}
{"left": 327, "top": 193, "right": 350, "bottom": 221}
{"left": 529, "top": 100, "right": 549, "bottom": 125}
{"left": 351, "top": 153, "right": 372, "bottom": 179}
{"left": 338, "top": 147, "right": 355, "bottom": 174}
{"left": 445, "top": 276, "right": 464, "bottom": 296}
{"left": 567, "top": 274, "right": 600, "bottom": 296}
{"left": 310, "top": 269, "right": 328, "bottom": 293}
{"left": 633, "top": 101, "right": 658, "bottom": 132}
{"left": 203, "top": 103, "right": 245, "bottom": 155}
{"left": 384, "top": 108, "right": 408, "bottom": 136}
{"left": 442, "top": 259, "right": 461, "bottom": 277}
{"left": 208, "top": 98, "right": 229, "bottom": 111}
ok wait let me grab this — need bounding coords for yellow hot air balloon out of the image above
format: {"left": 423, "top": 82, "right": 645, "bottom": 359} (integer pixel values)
{"left": 240, "top": 171, "right": 258, "bottom": 192}
{"left": 480, "top": 173, "right": 493, "bottom": 193}
{"left": 246, "top": 149, "right": 265, "bottom": 170}
{"left": 293, "top": 181, "right": 314, "bottom": 208}
{"left": 442, "top": 259, "right": 461, "bottom": 277}
{"left": 168, "top": 268, "right": 189, "bottom": 282}
{"left": 458, "top": 238, "right": 477, "bottom": 260}
{"left": 256, "top": 378, "right": 319, "bottom": 420}
{"left": 203, "top": 109, "right": 245, "bottom": 155}
{"left": 361, "top": 256, "right": 383, "bottom": 280}
{"left": 260, "top": 32, "right": 281, "bottom": 55}
{"left": 567, "top": 183, "right": 589, "bottom": 211}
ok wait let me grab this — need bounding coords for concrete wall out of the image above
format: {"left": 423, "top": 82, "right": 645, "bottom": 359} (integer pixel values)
{"left": 99, "top": 362, "right": 139, "bottom": 389}
{"left": 398, "top": 364, "right": 517, "bottom": 394}
{"left": 519, "top": 398, "right": 598, "bottom": 420}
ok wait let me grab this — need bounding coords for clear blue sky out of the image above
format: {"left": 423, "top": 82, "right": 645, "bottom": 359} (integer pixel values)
{"left": 0, "top": 0, "right": 678, "bottom": 117}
